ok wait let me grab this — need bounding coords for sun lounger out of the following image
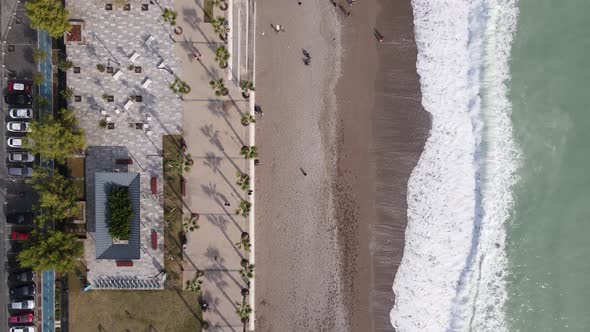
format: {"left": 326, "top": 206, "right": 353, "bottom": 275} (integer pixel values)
{"left": 113, "top": 69, "right": 122, "bottom": 80}
{"left": 113, "top": 106, "right": 121, "bottom": 114}
{"left": 124, "top": 99, "right": 133, "bottom": 111}
{"left": 157, "top": 58, "right": 166, "bottom": 69}
{"left": 129, "top": 51, "right": 140, "bottom": 63}
{"left": 145, "top": 35, "right": 155, "bottom": 47}
{"left": 142, "top": 77, "right": 152, "bottom": 89}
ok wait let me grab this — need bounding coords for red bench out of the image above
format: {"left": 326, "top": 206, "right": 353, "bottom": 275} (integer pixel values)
{"left": 151, "top": 177, "right": 157, "bottom": 194}
{"left": 116, "top": 260, "right": 133, "bottom": 267}
{"left": 151, "top": 230, "right": 158, "bottom": 249}
{"left": 115, "top": 158, "right": 133, "bottom": 165}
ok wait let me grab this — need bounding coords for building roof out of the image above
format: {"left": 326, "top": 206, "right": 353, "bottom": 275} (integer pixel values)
{"left": 94, "top": 172, "right": 141, "bottom": 260}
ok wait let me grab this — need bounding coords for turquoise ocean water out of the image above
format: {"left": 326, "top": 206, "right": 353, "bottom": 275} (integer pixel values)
{"left": 507, "top": 1, "right": 590, "bottom": 331}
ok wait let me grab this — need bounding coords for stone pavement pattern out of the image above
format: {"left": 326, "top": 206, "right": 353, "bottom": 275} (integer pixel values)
{"left": 65, "top": 0, "right": 183, "bottom": 286}
{"left": 174, "top": 0, "right": 252, "bottom": 330}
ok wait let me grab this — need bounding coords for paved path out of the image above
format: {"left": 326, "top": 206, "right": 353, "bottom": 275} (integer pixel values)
{"left": 173, "top": 0, "right": 254, "bottom": 329}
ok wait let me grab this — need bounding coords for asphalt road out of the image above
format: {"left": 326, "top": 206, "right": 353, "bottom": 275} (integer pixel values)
{"left": 1, "top": 1, "right": 39, "bottom": 330}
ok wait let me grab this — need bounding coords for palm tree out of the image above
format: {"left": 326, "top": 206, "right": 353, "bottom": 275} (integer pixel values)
{"left": 166, "top": 152, "right": 194, "bottom": 173}
{"left": 236, "top": 302, "right": 252, "bottom": 323}
{"left": 240, "top": 261, "right": 255, "bottom": 279}
{"left": 169, "top": 78, "right": 191, "bottom": 95}
{"left": 235, "top": 199, "right": 251, "bottom": 217}
{"left": 215, "top": 45, "right": 230, "bottom": 68}
{"left": 162, "top": 8, "right": 178, "bottom": 26}
{"left": 240, "top": 80, "right": 255, "bottom": 99}
{"left": 185, "top": 274, "right": 203, "bottom": 295}
{"left": 240, "top": 145, "right": 257, "bottom": 159}
{"left": 235, "top": 237, "right": 251, "bottom": 253}
{"left": 60, "top": 87, "right": 74, "bottom": 100}
{"left": 211, "top": 0, "right": 228, "bottom": 10}
{"left": 211, "top": 16, "right": 229, "bottom": 40}
{"left": 235, "top": 171, "right": 250, "bottom": 190}
{"left": 209, "top": 78, "right": 229, "bottom": 96}
{"left": 240, "top": 113, "right": 256, "bottom": 126}
{"left": 183, "top": 214, "right": 199, "bottom": 232}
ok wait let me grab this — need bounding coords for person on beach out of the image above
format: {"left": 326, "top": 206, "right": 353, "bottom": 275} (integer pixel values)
{"left": 374, "top": 29, "right": 384, "bottom": 42}
{"left": 192, "top": 49, "right": 201, "bottom": 61}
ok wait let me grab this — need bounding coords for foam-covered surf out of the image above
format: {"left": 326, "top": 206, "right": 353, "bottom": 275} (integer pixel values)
{"left": 391, "top": 0, "right": 519, "bottom": 331}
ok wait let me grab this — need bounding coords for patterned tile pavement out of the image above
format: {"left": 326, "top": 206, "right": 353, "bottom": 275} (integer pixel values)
{"left": 65, "top": 0, "right": 183, "bottom": 287}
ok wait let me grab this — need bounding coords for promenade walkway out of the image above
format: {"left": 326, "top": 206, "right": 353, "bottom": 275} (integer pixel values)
{"left": 172, "top": 0, "right": 254, "bottom": 330}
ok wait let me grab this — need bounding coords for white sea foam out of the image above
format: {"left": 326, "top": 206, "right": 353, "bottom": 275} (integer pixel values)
{"left": 391, "top": 0, "right": 520, "bottom": 331}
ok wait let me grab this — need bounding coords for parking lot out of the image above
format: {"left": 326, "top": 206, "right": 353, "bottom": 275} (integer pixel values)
{"left": 1, "top": 0, "right": 43, "bottom": 330}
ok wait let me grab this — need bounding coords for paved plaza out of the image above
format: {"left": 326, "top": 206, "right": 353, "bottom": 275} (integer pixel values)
{"left": 65, "top": 0, "right": 183, "bottom": 287}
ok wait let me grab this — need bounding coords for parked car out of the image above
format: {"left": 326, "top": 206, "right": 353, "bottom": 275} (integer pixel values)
{"left": 6, "top": 213, "right": 33, "bottom": 225}
{"left": 7, "top": 122, "right": 31, "bottom": 133}
{"left": 7, "top": 80, "right": 31, "bottom": 94}
{"left": 10, "top": 300, "right": 34, "bottom": 310}
{"left": 9, "top": 271, "right": 35, "bottom": 283}
{"left": 4, "top": 94, "right": 32, "bottom": 106}
{"left": 10, "top": 285, "right": 35, "bottom": 298}
{"left": 10, "top": 327, "right": 36, "bottom": 332}
{"left": 8, "top": 153, "right": 35, "bottom": 163}
{"left": 8, "top": 167, "right": 33, "bottom": 178}
{"left": 9, "top": 109, "right": 33, "bottom": 119}
{"left": 7, "top": 137, "right": 24, "bottom": 148}
{"left": 10, "top": 231, "right": 29, "bottom": 241}
{"left": 8, "top": 313, "right": 33, "bottom": 323}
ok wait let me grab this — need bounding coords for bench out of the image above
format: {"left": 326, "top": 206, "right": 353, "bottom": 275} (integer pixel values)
{"left": 115, "top": 158, "right": 133, "bottom": 165}
{"left": 129, "top": 51, "right": 140, "bottom": 63}
{"left": 142, "top": 77, "right": 152, "bottom": 89}
{"left": 151, "top": 177, "right": 157, "bottom": 194}
{"left": 112, "top": 69, "right": 122, "bottom": 80}
{"left": 116, "top": 261, "right": 134, "bottom": 267}
{"left": 151, "top": 230, "right": 157, "bottom": 249}
{"left": 145, "top": 35, "right": 155, "bottom": 47}
{"left": 124, "top": 99, "right": 133, "bottom": 111}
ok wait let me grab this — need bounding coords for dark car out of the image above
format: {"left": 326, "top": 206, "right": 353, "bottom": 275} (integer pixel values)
{"left": 10, "top": 285, "right": 35, "bottom": 298}
{"left": 9, "top": 271, "right": 35, "bottom": 283}
{"left": 4, "top": 94, "right": 32, "bottom": 106}
{"left": 6, "top": 213, "right": 33, "bottom": 225}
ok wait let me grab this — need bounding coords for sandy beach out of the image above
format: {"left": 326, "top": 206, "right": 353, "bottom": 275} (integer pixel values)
{"left": 255, "top": 0, "right": 429, "bottom": 330}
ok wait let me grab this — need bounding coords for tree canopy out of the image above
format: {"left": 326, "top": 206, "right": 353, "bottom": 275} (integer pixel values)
{"left": 27, "top": 168, "right": 80, "bottom": 225}
{"left": 18, "top": 230, "right": 83, "bottom": 273}
{"left": 25, "top": 0, "right": 71, "bottom": 37}
{"left": 108, "top": 187, "right": 133, "bottom": 240}
{"left": 26, "top": 108, "right": 86, "bottom": 163}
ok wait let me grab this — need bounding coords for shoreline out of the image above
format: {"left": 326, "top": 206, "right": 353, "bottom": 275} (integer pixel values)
{"left": 335, "top": 0, "right": 429, "bottom": 330}
{"left": 254, "top": 0, "right": 428, "bottom": 330}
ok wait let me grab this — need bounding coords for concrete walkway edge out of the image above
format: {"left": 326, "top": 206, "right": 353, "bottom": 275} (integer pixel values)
{"left": 248, "top": 2, "right": 257, "bottom": 330}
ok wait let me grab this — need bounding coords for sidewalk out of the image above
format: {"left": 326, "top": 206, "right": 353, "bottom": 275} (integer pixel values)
{"left": 172, "top": 0, "right": 253, "bottom": 330}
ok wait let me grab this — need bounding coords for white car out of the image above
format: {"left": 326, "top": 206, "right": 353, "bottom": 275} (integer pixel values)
{"left": 10, "top": 327, "right": 36, "bottom": 332}
{"left": 8, "top": 167, "right": 33, "bottom": 178}
{"left": 7, "top": 122, "right": 31, "bottom": 133}
{"left": 7, "top": 137, "right": 25, "bottom": 148}
{"left": 8, "top": 152, "right": 35, "bottom": 163}
{"left": 9, "top": 108, "right": 33, "bottom": 119}
{"left": 10, "top": 300, "right": 35, "bottom": 310}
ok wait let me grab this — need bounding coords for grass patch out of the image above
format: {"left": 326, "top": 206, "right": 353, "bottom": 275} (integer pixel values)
{"left": 163, "top": 135, "right": 185, "bottom": 289}
{"left": 68, "top": 273, "right": 202, "bottom": 332}
{"left": 204, "top": 0, "right": 214, "bottom": 23}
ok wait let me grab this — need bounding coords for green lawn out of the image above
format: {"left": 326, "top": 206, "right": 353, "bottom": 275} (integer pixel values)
{"left": 163, "top": 135, "right": 185, "bottom": 289}
{"left": 68, "top": 273, "right": 202, "bottom": 332}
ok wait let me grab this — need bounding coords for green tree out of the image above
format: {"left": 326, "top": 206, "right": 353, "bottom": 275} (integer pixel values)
{"left": 240, "top": 262, "right": 254, "bottom": 279}
{"left": 235, "top": 302, "right": 252, "bottom": 322}
{"left": 108, "top": 187, "right": 133, "bottom": 239}
{"left": 240, "top": 113, "right": 256, "bottom": 126}
{"left": 185, "top": 274, "right": 203, "bottom": 295}
{"left": 27, "top": 168, "right": 80, "bottom": 225}
{"left": 166, "top": 151, "right": 194, "bottom": 173}
{"left": 215, "top": 45, "right": 230, "bottom": 68}
{"left": 211, "top": 16, "right": 229, "bottom": 37}
{"left": 18, "top": 230, "right": 82, "bottom": 273}
{"left": 57, "top": 58, "right": 74, "bottom": 71}
{"left": 26, "top": 108, "right": 86, "bottom": 163}
{"left": 32, "top": 48, "right": 47, "bottom": 63}
{"left": 32, "top": 72, "right": 44, "bottom": 85}
{"left": 235, "top": 171, "right": 250, "bottom": 190}
{"left": 209, "top": 78, "right": 228, "bottom": 96}
{"left": 240, "top": 145, "right": 257, "bottom": 159}
{"left": 235, "top": 199, "right": 251, "bottom": 217}
{"left": 169, "top": 78, "right": 191, "bottom": 95}
{"left": 240, "top": 80, "right": 255, "bottom": 94}
{"left": 235, "top": 237, "right": 251, "bottom": 253}
{"left": 161, "top": 8, "right": 177, "bottom": 25}
{"left": 25, "top": 0, "right": 71, "bottom": 38}
{"left": 60, "top": 87, "right": 74, "bottom": 100}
